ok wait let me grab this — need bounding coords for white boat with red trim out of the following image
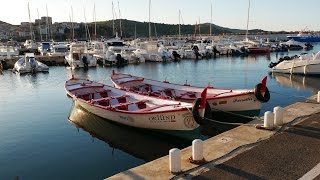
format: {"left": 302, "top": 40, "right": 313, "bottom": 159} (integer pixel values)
{"left": 65, "top": 77, "right": 208, "bottom": 139}
{"left": 111, "top": 71, "right": 270, "bottom": 119}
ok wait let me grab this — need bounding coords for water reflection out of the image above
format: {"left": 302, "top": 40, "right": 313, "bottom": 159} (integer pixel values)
{"left": 270, "top": 73, "right": 320, "bottom": 93}
{"left": 68, "top": 104, "right": 193, "bottom": 162}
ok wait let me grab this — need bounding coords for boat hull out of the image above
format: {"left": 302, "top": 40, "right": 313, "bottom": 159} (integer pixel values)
{"left": 75, "top": 99, "right": 198, "bottom": 132}
{"left": 272, "top": 59, "right": 320, "bottom": 75}
{"left": 287, "top": 36, "right": 320, "bottom": 43}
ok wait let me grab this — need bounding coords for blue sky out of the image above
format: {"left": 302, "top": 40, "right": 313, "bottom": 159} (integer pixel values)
{"left": 1, "top": 0, "right": 319, "bottom": 31}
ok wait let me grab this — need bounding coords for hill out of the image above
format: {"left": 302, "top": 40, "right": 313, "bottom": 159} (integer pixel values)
{"left": 75, "top": 19, "right": 268, "bottom": 39}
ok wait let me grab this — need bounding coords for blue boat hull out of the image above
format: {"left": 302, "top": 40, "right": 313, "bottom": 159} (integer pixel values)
{"left": 287, "top": 36, "right": 320, "bottom": 42}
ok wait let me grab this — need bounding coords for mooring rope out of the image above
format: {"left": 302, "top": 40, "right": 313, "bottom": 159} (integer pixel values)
{"left": 269, "top": 90, "right": 313, "bottom": 100}
{"left": 184, "top": 106, "right": 262, "bottom": 126}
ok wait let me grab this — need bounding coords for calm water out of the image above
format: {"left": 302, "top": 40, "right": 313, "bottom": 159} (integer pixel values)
{"left": 1, "top": 46, "right": 320, "bottom": 179}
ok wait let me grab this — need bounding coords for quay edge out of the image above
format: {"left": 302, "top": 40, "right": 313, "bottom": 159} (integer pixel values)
{"left": 107, "top": 94, "right": 320, "bottom": 180}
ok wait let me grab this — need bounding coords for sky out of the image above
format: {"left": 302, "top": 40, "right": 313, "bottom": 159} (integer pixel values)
{"left": 1, "top": 0, "right": 319, "bottom": 32}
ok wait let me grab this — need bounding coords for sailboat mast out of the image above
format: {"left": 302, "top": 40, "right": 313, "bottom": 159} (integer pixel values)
{"left": 148, "top": 0, "right": 151, "bottom": 41}
{"left": 118, "top": 1, "right": 122, "bottom": 37}
{"left": 94, "top": 3, "right": 97, "bottom": 40}
{"left": 178, "top": 9, "right": 181, "bottom": 38}
{"left": 245, "top": 0, "right": 251, "bottom": 41}
{"left": 27, "top": 2, "right": 33, "bottom": 40}
{"left": 134, "top": 23, "right": 137, "bottom": 39}
{"left": 71, "top": 6, "right": 74, "bottom": 41}
{"left": 37, "top": 8, "right": 42, "bottom": 41}
{"left": 46, "top": 4, "right": 51, "bottom": 41}
{"left": 112, "top": 2, "right": 115, "bottom": 36}
{"left": 210, "top": 3, "right": 212, "bottom": 37}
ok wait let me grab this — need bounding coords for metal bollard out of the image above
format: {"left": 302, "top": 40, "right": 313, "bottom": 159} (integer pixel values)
{"left": 169, "top": 148, "right": 181, "bottom": 173}
{"left": 192, "top": 139, "right": 203, "bottom": 161}
{"left": 274, "top": 106, "right": 284, "bottom": 126}
{"left": 264, "top": 111, "right": 274, "bottom": 129}
{"left": 318, "top": 91, "right": 320, "bottom": 103}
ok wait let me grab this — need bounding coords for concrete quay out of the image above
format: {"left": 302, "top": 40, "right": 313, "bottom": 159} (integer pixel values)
{"left": 108, "top": 95, "right": 320, "bottom": 179}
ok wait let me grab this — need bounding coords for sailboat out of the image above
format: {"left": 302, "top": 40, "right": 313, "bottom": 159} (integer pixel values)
{"left": 238, "top": 0, "right": 270, "bottom": 54}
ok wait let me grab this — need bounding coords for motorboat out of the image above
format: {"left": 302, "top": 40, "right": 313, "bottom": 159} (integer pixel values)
{"left": 65, "top": 77, "right": 208, "bottom": 138}
{"left": 269, "top": 51, "right": 320, "bottom": 75}
{"left": 49, "top": 43, "right": 69, "bottom": 56}
{"left": 38, "top": 42, "right": 51, "bottom": 56}
{"left": 65, "top": 43, "right": 97, "bottom": 69}
{"left": 13, "top": 53, "right": 49, "bottom": 74}
{"left": 111, "top": 71, "right": 270, "bottom": 119}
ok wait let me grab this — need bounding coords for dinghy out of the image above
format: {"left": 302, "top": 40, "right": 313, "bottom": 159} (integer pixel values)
{"left": 13, "top": 53, "right": 49, "bottom": 74}
{"left": 65, "top": 77, "right": 208, "bottom": 138}
{"left": 111, "top": 71, "right": 270, "bottom": 118}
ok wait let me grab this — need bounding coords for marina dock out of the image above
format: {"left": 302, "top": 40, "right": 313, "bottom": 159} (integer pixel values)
{"left": 108, "top": 95, "right": 320, "bottom": 179}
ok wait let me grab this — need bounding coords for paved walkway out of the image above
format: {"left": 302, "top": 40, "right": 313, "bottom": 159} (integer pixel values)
{"left": 192, "top": 113, "right": 320, "bottom": 180}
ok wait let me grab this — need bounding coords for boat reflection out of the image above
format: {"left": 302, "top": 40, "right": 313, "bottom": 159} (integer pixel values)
{"left": 270, "top": 73, "right": 320, "bottom": 93}
{"left": 68, "top": 104, "right": 195, "bottom": 162}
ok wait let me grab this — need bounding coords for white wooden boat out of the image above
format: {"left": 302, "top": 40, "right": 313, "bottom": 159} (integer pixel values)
{"left": 65, "top": 77, "right": 207, "bottom": 138}
{"left": 111, "top": 71, "right": 270, "bottom": 118}
{"left": 68, "top": 104, "right": 197, "bottom": 159}
{"left": 270, "top": 51, "right": 320, "bottom": 75}
{"left": 13, "top": 53, "right": 49, "bottom": 74}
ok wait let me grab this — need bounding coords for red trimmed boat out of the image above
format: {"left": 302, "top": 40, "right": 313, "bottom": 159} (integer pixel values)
{"left": 111, "top": 71, "right": 270, "bottom": 119}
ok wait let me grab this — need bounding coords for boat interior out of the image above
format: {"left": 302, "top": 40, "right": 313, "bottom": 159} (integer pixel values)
{"left": 70, "top": 85, "right": 181, "bottom": 112}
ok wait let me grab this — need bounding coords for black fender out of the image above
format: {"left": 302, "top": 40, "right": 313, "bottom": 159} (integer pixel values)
{"left": 254, "top": 83, "right": 270, "bottom": 103}
{"left": 192, "top": 98, "right": 212, "bottom": 125}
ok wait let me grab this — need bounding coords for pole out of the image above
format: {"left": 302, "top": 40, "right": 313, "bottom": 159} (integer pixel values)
{"left": 178, "top": 9, "right": 181, "bottom": 38}
{"left": 149, "top": 0, "right": 151, "bottom": 41}
{"left": 27, "top": 2, "right": 33, "bottom": 40}
{"left": 37, "top": 8, "right": 42, "bottom": 41}
{"left": 245, "top": 0, "right": 251, "bottom": 41}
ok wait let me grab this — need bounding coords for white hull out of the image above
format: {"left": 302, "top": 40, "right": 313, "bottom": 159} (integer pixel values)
{"left": 272, "top": 62, "right": 320, "bottom": 75}
{"left": 75, "top": 99, "right": 197, "bottom": 131}
{"left": 65, "top": 78, "right": 200, "bottom": 132}
{"left": 272, "top": 52, "right": 320, "bottom": 75}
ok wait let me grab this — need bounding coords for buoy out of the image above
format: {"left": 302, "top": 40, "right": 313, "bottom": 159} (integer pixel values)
{"left": 264, "top": 111, "right": 274, "bottom": 129}
{"left": 274, "top": 106, "right": 284, "bottom": 126}
{"left": 192, "top": 139, "right": 203, "bottom": 161}
{"left": 169, "top": 148, "right": 181, "bottom": 173}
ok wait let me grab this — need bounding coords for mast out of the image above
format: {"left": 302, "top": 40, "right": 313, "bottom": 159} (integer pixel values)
{"left": 118, "top": 1, "right": 122, "bottom": 37}
{"left": 112, "top": 2, "right": 115, "bottom": 36}
{"left": 71, "top": 6, "right": 74, "bottom": 41}
{"left": 148, "top": 0, "right": 151, "bottom": 41}
{"left": 178, "top": 9, "right": 181, "bottom": 38}
{"left": 134, "top": 23, "right": 137, "bottom": 39}
{"left": 27, "top": 2, "right": 33, "bottom": 40}
{"left": 83, "top": 7, "right": 91, "bottom": 42}
{"left": 198, "top": 17, "right": 201, "bottom": 37}
{"left": 210, "top": 3, "right": 212, "bottom": 37}
{"left": 46, "top": 4, "right": 51, "bottom": 41}
{"left": 245, "top": 0, "right": 251, "bottom": 41}
{"left": 37, "top": 8, "right": 42, "bottom": 41}
{"left": 93, "top": 3, "right": 97, "bottom": 40}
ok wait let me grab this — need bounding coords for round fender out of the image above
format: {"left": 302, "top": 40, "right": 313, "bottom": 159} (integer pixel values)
{"left": 192, "top": 98, "right": 211, "bottom": 125}
{"left": 254, "top": 83, "right": 270, "bottom": 103}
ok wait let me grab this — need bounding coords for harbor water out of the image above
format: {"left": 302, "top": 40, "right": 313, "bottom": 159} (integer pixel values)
{"left": 0, "top": 45, "right": 320, "bottom": 179}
